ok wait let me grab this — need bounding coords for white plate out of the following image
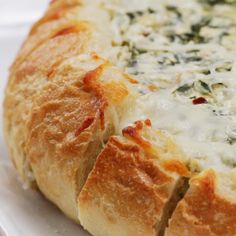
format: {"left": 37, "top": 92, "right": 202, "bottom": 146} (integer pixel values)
{"left": 0, "top": 1, "right": 90, "bottom": 235}
{"left": 0, "top": 163, "right": 90, "bottom": 236}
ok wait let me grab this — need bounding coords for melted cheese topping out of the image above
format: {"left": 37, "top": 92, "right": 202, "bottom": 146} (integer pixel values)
{"left": 101, "top": 0, "right": 236, "bottom": 172}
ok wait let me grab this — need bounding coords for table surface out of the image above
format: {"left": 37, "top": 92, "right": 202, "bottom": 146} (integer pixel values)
{"left": 0, "top": 1, "right": 89, "bottom": 235}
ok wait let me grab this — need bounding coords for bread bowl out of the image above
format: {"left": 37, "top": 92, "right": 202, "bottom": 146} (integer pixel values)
{"left": 4, "top": 0, "right": 236, "bottom": 235}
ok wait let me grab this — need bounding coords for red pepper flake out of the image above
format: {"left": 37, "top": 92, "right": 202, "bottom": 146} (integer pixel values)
{"left": 192, "top": 97, "right": 208, "bottom": 105}
{"left": 144, "top": 119, "right": 152, "bottom": 127}
{"left": 143, "top": 32, "right": 150, "bottom": 37}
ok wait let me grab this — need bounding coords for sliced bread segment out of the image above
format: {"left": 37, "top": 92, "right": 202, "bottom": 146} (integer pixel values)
{"left": 25, "top": 61, "right": 134, "bottom": 221}
{"left": 165, "top": 169, "right": 236, "bottom": 236}
{"left": 78, "top": 121, "right": 189, "bottom": 236}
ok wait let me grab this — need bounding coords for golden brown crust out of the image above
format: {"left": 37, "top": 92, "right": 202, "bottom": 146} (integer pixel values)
{"left": 24, "top": 60, "right": 131, "bottom": 221}
{"left": 4, "top": 0, "right": 132, "bottom": 222}
{"left": 30, "top": 0, "right": 81, "bottom": 35}
{"left": 11, "top": 3, "right": 82, "bottom": 73}
{"left": 12, "top": 20, "right": 90, "bottom": 79}
{"left": 165, "top": 170, "right": 236, "bottom": 236}
{"left": 122, "top": 120, "right": 190, "bottom": 177}
{"left": 4, "top": 21, "right": 91, "bottom": 182}
{"left": 78, "top": 135, "right": 185, "bottom": 236}
{"left": 25, "top": 80, "right": 106, "bottom": 220}
{"left": 4, "top": 0, "right": 111, "bottom": 183}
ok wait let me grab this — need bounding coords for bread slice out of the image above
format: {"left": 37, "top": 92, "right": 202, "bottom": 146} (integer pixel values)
{"left": 4, "top": 0, "right": 128, "bottom": 221}
{"left": 78, "top": 121, "right": 189, "bottom": 236}
{"left": 4, "top": 1, "right": 100, "bottom": 184}
{"left": 23, "top": 61, "right": 134, "bottom": 221}
{"left": 165, "top": 169, "right": 236, "bottom": 236}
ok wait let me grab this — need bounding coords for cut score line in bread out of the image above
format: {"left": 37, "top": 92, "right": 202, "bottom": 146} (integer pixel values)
{"left": 4, "top": 0, "right": 236, "bottom": 236}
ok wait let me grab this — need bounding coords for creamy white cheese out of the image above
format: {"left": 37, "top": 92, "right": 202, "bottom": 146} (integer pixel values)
{"left": 102, "top": 0, "right": 236, "bottom": 172}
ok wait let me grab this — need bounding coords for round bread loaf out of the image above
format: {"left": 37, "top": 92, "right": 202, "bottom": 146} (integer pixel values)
{"left": 4, "top": 0, "right": 236, "bottom": 236}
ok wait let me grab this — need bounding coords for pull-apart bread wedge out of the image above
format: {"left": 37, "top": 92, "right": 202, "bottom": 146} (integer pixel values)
{"left": 79, "top": 121, "right": 189, "bottom": 236}
{"left": 4, "top": 0, "right": 236, "bottom": 235}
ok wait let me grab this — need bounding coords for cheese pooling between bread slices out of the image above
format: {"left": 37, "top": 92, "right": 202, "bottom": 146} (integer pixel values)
{"left": 102, "top": 0, "right": 236, "bottom": 173}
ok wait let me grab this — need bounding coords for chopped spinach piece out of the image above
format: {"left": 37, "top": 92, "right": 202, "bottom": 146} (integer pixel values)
{"left": 184, "top": 50, "right": 203, "bottom": 63}
{"left": 211, "top": 82, "right": 227, "bottom": 90}
{"left": 199, "top": 80, "right": 211, "bottom": 93}
{"left": 126, "top": 12, "right": 135, "bottom": 20}
{"left": 202, "top": 0, "right": 236, "bottom": 5}
{"left": 187, "top": 49, "right": 200, "bottom": 53}
{"left": 158, "top": 55, "right": 180, "bottom": 66}
{"left": 215, "top": 63, "right": 232, "bottom": 72}
{"left": 200, "top": 69, "right": 211, "bottom": 75}
{"left": 169, "top": 17, "right": 212, "bottom": 44}
{"left": 174, "top": 83, "right": 193, "bottom": 93}
{"left": 166, "top": 5, "right": 182, "bottom": 18}
{"left": 185, "top": 56, "right": 202, "bottom": 62}
{"left": 126, "top": 8, "right": 156, "bottom": 21}
{"left": 126, "top": 11, "right": 143, "bottom": 20}
{"left": 219, "top": 32, "right": 230, "bottom": 42}
{"left": 166, "top": 33, "right": 176, "bottom": 42}
{"left": 227, "top": 137, "right": 235, "bottom": 145}
{"left": 128, "top": 45, "right": 148, "bottom": 59}
{"left": 195, "top": 80, "right": 212, "bottom": 94}
{"left": 178, "top": 33, "right": 207, "bottom": 44}
{"left": 191, "top": 17, "right": 211, "bottom": 34}
{"left": 127, "top": 60, "right": 138, "bottom": 67}
{"left": 227, "top": 127, "right": 236, "bottom": 145}
{"left": 148, "top": 8, "right": 156, "bottom": 14}
{"left": 121, "top": 41, "right": 130, "bottom": 47}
